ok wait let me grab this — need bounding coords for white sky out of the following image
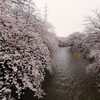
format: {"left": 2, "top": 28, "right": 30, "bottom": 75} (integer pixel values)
{"left": 33, "top": 0, "right": 100, "bottom": 37}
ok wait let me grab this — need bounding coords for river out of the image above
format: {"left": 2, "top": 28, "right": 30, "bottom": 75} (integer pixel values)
{"left": 20, "top": 47, "right": 100, "bottom": 100}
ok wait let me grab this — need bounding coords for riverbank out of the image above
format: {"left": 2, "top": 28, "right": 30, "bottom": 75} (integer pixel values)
{"left": 70, "top": 42, "right": 100, "bottom": 92}
{"left": 71, "top": 50, "right": 87, "bottom": 59}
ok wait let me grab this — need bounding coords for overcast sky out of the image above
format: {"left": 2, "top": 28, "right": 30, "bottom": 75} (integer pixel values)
{"left": 33, "top": 0, "right": 100, "bottom": 37}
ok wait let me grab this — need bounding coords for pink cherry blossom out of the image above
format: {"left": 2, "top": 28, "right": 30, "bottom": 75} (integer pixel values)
{"left": 0, "top": 0, "right": 59, "bottom": 99}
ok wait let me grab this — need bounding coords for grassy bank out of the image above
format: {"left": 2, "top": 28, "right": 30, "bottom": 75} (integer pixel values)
{"left": 71, "top": 51, "right": 87, "bottom": 59}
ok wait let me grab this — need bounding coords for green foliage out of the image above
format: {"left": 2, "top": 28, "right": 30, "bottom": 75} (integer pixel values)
{"left": 75, "top": 54, "right": 80, "bottom": 57}
{"left": 71, "top": 51, "right": 86, "bottom": 59}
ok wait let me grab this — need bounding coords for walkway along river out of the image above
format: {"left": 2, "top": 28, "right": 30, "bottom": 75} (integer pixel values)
{"left": 20, "top": 47, "right": 100, "bottom": 100}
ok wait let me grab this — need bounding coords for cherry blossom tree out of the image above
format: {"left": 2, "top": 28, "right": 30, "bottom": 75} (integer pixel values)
{"left": 65, "top": 32, "right": 86, "bottom": 54}
{"left": 84, "top": 9, "right": 100, "bottom": 33}
{"left": 0, "top": 0, "right": 59, "bottom": 100}
{"left": 67, "top": 32, "right": 85, "bottom": 45}
{"left": 58, "top": 37, "right": 68, "bottom": 47}
{"left": 67, "top": 9, "right": 100, "bottom": 89}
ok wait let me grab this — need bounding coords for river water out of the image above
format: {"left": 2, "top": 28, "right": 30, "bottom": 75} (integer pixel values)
{"left": 20, "top": 47, "right": 100, "bottom": 100}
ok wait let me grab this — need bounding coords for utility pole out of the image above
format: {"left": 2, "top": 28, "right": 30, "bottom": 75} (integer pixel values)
{"left": 44, "top": 3, "right": 48, "bottom": 22}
